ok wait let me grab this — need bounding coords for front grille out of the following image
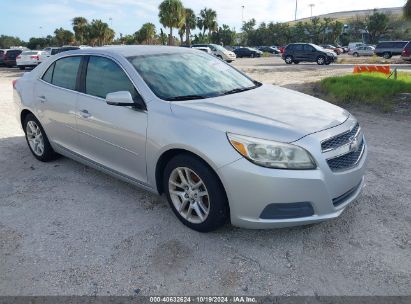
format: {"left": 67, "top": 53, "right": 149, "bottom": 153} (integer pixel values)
{"left": 321, "top": 123, "right": 360, "bottom": 152}
{"left": 327, "top": 139, "right": 364, "bottom": 171}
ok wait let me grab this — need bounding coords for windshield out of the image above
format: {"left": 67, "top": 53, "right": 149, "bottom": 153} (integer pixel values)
{"left": 128, "top": 52, "right": 258, "bottom": 101}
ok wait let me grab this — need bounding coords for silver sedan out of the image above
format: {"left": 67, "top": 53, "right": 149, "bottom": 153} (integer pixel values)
{"left": 13, "top": 46, "right": 367, "bottom": 231}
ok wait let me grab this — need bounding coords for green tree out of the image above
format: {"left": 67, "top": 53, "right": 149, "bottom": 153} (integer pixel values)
{"left": 0, "top": 35, "right": 26, "bottom": 48}
{"left": 54, "top": 28, "right": 74, "bottom": 45}
{"left": 88, "top": 20, "right": 115, "bottom": 46}
{"left": 72, "top": 17, "right": 89, "bottom": 45}
{"left": 199, "top": 8, "right": 218, "bottom": 41}
{"left": 405, "top": 0, "right": 411, "bottom": 19}
{"left": 158, "top": 0, "right": 185, "bottom": 45}
{"left": 211, "top": 24, "right": 236, "bottom": 45}
{"left": 366, "top": 11, "right": 389, "bottom": 43}
{"left": 135, "top": 23, "right": 156, "bottom": 44}
{"left": 182, "top": 8, "right": 196, "bottom": 45}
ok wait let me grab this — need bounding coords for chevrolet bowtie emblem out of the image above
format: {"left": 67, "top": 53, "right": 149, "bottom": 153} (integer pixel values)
{"left": 349, "top": 135, "right": 360, "bottom": 152}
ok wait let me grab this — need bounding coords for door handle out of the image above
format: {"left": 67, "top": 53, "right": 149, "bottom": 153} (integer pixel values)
{"left": 79, "top": 109, "right": 92, "bottom": 118}
{"left": 38, "top": 96, "right": 46, "bottom": 103}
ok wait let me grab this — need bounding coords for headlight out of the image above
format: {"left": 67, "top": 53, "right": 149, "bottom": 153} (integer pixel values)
{"left": 227, "top": 133, "right": 316, "bottom": 169}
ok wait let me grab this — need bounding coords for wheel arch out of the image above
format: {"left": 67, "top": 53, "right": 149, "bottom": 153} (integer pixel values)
{"left": 155, "top": 148, "right": 229, "bottom": 206}
{"left": 20, "top": 109, "right": 35, "bottom": 129}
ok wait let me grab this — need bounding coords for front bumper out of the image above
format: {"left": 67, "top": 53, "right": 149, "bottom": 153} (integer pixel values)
{"left": 218, "top": 118, "right": 367, "bottom": 229}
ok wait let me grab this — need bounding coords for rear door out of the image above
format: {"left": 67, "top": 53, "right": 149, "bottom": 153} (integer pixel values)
{"left": 76, "top": 55, "right": 148, "bottom": 183}
{"left": 34, "top": 56, "right": 82, "bottom": 152}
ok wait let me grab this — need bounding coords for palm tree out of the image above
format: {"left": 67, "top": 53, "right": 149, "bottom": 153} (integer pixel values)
{"left": 72, "top": 17, "right": 89, "bottom": 45}
{"left": 199, "top": 8, "right": 218, "bottom": 39}
{"left": 405, "top": 0, "right": 411, "bottom": 19}
{"left": 158, "top": 0, "right": 185, "bottom": 45}
{"left": 89, "top": 19, "right": 114, "bottom": 46}
{"left": 136, "top": 23, "right": 157, "bottom": 44}
{"left": 183, "top": 8, "right": 197, "bottom": 45}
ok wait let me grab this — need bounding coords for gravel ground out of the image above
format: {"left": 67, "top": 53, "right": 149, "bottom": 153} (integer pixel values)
{"left": 0, "top": 64, "right": 410, "bottom": 296}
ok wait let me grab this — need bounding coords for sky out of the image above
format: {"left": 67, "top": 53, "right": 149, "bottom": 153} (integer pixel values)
{"left": 0, "top": 0, "right": 406, "bottom": 41}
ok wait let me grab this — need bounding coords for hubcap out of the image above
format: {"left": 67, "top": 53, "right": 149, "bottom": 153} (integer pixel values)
{"left": 26, "top": 121, "right": 44, "bottom": 156}
{"left": 168, "top": 167, "right": 210, "bottom": 224}
{"left": 318, "top": 57, "right": 324, "bottom": 64}
{"left": 286, "top": 57, "right": 292, "bottom": 63}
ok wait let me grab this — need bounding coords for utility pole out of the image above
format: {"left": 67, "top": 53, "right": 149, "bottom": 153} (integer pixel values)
{"left": 309, "top": 4, "right": 315, "bottom": 18}
{"left": 241, "top": 5, "right": 245, "bottom": 25}
{"left": 109, "top": 17, "right": 113, "bottom": 27}
{"left": 295, "top": 0, "right": 298, "bottom": 21}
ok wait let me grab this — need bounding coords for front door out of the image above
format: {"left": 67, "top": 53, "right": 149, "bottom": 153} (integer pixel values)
{"left": 75, "top": 56, "right": 148, "bottom": 183}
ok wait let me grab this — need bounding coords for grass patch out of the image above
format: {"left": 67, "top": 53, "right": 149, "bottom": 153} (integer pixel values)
{"left": 320, "top": 72, "right": 411, "bottom": 111}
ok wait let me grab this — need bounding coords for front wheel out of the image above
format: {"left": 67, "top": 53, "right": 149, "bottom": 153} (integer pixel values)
{"left": 163, "top": 154, "right": 229, "bottom": 232}
{"left": 23, "top": 114, "right": 59, "bottom": 162}
{"left": 353, "top": 53, "right": 359, "bottom": 57}
{"left": 317, "top": 56, "right": 326, "bottom": 65}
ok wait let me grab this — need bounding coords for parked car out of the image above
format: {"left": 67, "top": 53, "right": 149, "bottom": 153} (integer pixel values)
{"left": 279, "top": 46, "right": 286, "bottom": 53}
{"left": 233, "top": 47, "right": 263, "bottom": 58}
{"left": 258, "top": 46, "right": 280, "bottom": 54}
{"left": 321, "top": 45, "right": 343, "bottom": 55}
{"left": 282, "top": 43, "right": 337, "bottom": 65}
{"left": 13, "top": 46, "right": 367, "bottom": 231}
{"left": 192, "top": 46, "right": 212, "bottom": 55}
{"left": 347, "top": 42, "right": 364, "bottom": 53}
{"left": 192, "top": 44, "right": 236, "bottom": 62}
{"left": 3, "top": 49, "right": 23, "bottom": 67}
{"left": 16, "top": 50, "right": 45, "bottom": 70}
{"left": 401, "top": 41, "right": 411, "bottom": 61}
{"left": 349, "top": 46, "right": 375, "bottom": 57}
{"left": 0, "top": 49, "right": 6, "bottom": 66}
{"left": 374, "top": 41, "right": 409, "bottom": 59}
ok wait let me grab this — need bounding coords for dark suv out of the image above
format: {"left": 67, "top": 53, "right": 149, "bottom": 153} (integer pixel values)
{"left": 282, "top": 43, "right": 336, "bottom": 65}
{"left": 233, "top": 47, "right": 263, "bottom": 58}
{"left": 3, "top": 49, "right": 23, "bottom": 67}
{"left": 375, "top": 41, "right": 409, "bottom": 59}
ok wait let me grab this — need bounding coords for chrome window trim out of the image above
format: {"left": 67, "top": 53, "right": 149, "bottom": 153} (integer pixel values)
{"left": 37, "top": 53, "right": 147, "bottom": 108}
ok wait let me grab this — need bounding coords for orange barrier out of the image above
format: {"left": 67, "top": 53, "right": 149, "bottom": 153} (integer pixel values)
{"left": 353, "top": 65, "right": 390, "bottom": 75}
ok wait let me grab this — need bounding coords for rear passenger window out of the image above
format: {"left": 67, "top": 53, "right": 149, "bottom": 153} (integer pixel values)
{"left": 85, "top": 56, "right": 140, "bottom": 101}
{"left": 42, "top": 63, "right": 55, "bottom": 83}
{"left": 303, "top": 45, "right": 314, "bottom": 51}
{"left": 294, "top": 44, "right": 303, "bottom": 51}
{"left": 52, "top": 56, "right": 81, "bottom": 90}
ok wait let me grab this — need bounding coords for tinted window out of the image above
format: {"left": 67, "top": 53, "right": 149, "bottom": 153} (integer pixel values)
{"left": 52, "top": 56, "right": 81, "bottom": 90}
{"left": 85, "top": 56, "right": 139, "bottom": 100}
{"left": 294, "top": 44, "right": 303, "bottom": 51}
{"left": 42, "top": 63, "right": 55, "bottom": 83}
{"left": 395, "top": 42, "right": 407, "bottom": 48}
{"left": 286, "top": 45, "right": 294, "bottom": 51}
{"left": 51, "top": 49, "right": 61, "bottom": 55}
{"left": 303, "top": 45, "right": 314, "bottom": 51}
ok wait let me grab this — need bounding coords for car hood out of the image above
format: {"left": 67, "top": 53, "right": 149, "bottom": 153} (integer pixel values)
{"left": 170, "top": 84, "right": 349, "bottom": 143}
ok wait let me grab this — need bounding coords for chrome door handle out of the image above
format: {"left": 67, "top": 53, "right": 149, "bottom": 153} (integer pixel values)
{"left": 38, "top": 96, "right": 46, "bottom": 103}
{"left": 79, "top": 109, "right": 92, "bottom": 118}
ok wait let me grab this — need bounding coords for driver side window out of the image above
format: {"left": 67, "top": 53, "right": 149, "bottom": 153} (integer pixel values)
{"left": 85, "top": 56, "right": 143, "bottom": 102}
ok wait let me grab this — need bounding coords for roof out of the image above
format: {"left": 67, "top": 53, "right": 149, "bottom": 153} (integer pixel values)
{"left": 65, "top": 45, "right": 194, "bottom": 58}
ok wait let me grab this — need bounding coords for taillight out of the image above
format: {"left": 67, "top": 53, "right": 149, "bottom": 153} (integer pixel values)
{"left": 403, "top": 49, "right": 410, "bottom": 56}
{"left": 16, "top": 55, "right": 21, "bottom": 59}
{"left": 12, "top": 80, "right": 17, "bottom": 89}
{"left": 30, "top": 55, "right": 39, "bottom": 60}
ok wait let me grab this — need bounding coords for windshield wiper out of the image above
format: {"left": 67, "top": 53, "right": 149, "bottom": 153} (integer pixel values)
{"left": 165, "top": 95, "right": 207, "bottom": 101}
{"left": 222, "top": 84, "right": 260, "bottom": 96}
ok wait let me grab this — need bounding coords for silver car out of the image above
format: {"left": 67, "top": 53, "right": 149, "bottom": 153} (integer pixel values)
{"left": 349, "top": 46, "right": 375, "bottom": 57}
{"left": 13, "top": 46, "right": 367, "bottom": 232}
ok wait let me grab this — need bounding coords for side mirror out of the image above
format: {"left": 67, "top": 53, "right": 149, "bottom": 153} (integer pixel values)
{"left": 106, "top": 91, "right": 136, "bottom": 107}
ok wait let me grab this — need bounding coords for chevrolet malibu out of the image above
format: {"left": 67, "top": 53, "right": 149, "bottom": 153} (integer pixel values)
{"left": 13, "top": 46, "right": 367, "bottom": 232}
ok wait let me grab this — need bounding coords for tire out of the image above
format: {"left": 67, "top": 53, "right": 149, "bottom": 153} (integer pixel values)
{"left": 285, "top": 55, "right": 293, "bottom": 64}
{"left": 23, "top": 113, "right": 59, "bottom": 162}
{"left": 383, "top": 52, "right": 392, "bottom": 59}
{"left": 19, "top": 66, "right": 25, "bottom": 70}
{"left": 325, "top": 61, "right": 331, "bottom": 65}
{"left": 293, "top": 61, "right": 299, "bottom": 64}
{"left": 317, "top": 56, "right": 326, "bottom": 65}
{"left": 163, "top": 154, "right": 229, "bottom": 232}
{"left": 217, "top": 55, "right": 223, "bottom": 60}
{"left": 353, "top": 53, "right": 359, "bottom": 57}
{"left": 250, "top": 53, "right": 255, "bottom": 58}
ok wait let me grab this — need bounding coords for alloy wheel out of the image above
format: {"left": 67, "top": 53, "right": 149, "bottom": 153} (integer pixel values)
{"left": 168, "top": 167, "right": 210, "bottom": 224}
{"left": 26, "top": 121, "right": 44, "bottom": 156}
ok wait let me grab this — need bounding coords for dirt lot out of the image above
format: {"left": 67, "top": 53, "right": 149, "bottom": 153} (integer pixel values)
{"left": 0, "top": 63, "right": 410, "bottom": 296}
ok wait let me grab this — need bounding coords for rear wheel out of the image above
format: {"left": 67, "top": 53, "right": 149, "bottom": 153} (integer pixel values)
{"left": 285, "top": 55, "right": 293, "bottom": 64}
{"left": 383, "top": 52, "right": 392, "bottom": 59}
{"left": 316, "top": 56, "right": 326, "bottom": 65}
{"left": 353, "top": 52, "right": 359, "bottom": 57}
{"left": 23, "top": 114, "right": 59, "bottom": 162}
{"left": 163, "top": 154, "right": 229, "bottom": 232}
